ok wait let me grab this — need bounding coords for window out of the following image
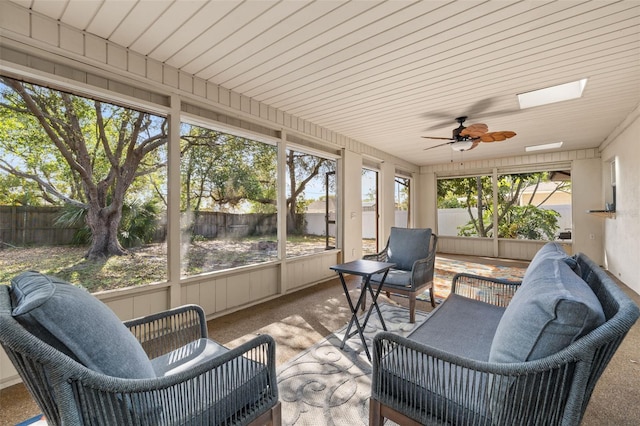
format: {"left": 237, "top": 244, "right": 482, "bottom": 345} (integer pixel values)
{"left": 285, "top": 148, "right": 337, "bottom": 258}
{"left": 437, "top": 171, "right": 571, "bottom": 240}
{"left": 362, "top": 168, "right": 378, "bottom": 254}
{"left": 180, "top": 122, "right": 278, "bottom": 275}
{"left": 497, "top": 172, "right": 572, "bottom": 240}
{"left": 0, "top": 76, "right": 168, "bottom": 291}
{"left": 607, "top": 159, "right": 616, "bottom": 211}
{"left": 437, "top": 176, "right": 493, "bottom": 237}
{"left": 395, "top": 176, "right": 410, "bottom": 227}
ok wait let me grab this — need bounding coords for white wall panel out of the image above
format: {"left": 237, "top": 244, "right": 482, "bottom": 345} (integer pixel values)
{"left": 31, "top": 14, "right": 58, "bottom": 47}
{"left": 601, "top": 109, "right": 640, "bottom": 294}
{"left": 0, "top": 2, "right": 30, "bottom": 36}
{"left": 437, "top": 237, "right": 494, "bottom": 258}
{"left": 285, "top": 252, "right": 340, "bottom": 292}
{"left": 60, "top": 26, "right": 84, "bottom": 55}
{"left": 226, "top": 274, "right": 251, "bottom": 308}
{"left": 215, "top": 278, "right": 228, "bottom": 313}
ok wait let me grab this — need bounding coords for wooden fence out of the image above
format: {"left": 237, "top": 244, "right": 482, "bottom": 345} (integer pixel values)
{"left": 0, "top": 206, "right": 278, "bottom": 247}
{"left": 0, "top": 206, "right": 79, "bottom": 247}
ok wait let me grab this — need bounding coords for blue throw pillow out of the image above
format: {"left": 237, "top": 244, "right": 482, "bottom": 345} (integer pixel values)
{"left": 387, "top": 227, "right": 432, "bottom": 271}
{"left": 11, "top": 271, "right": 156, "bottom": 379}
{"left": 489, "top": 259, "right": 605, "bottom": 363}
{"left": 524, "top": 242, "right": 580, "bottom": 281}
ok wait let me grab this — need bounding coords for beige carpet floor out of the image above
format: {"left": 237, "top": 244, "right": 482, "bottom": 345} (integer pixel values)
{"left": 1, "top": 254, "right": 639, "bottom": 425}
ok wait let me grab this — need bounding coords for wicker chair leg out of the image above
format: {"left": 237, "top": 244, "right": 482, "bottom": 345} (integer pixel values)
{"left": 409, "top": 294, "right": 416, "bottom": 323}
{"left": 369, "top": 398, "right": 384, "bottom": 426}
{"left": 370, "top": 398, "right": 423, "bottom": 426}
{"left": 270, "top": 401, "right": 282, "bottom": 426}
{"left": 247, "top": 401, "right": 282, "bottom": 426}
{"left": 429, "top": 283, "right": 436, "bottom": 308}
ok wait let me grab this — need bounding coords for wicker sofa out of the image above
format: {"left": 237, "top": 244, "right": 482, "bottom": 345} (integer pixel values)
{"left": 0, "top": 271, "right": 280, "bottom": 426}
{"left": 369, "top": 243, "right": 639, "bottom": 426}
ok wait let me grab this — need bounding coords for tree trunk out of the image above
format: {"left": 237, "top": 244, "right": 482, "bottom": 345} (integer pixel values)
{"left": 85, "top": 208, "right": 126, "bottom": 259}
{"left": 476, "top": 176, "right": 487, "bottom": 237}
{"left": 286, "top": 202, "right": 297, "bottom": 233}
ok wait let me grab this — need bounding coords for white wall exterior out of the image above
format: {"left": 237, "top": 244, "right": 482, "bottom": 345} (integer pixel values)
{"left": 601, "top": 108, "right": 640, "bottom": 295}
{"left": 571, "top": 158, "right": 604, "bottom": 264}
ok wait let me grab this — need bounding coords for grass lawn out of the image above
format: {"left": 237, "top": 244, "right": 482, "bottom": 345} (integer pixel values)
{"left": 0, "top": 235, "right": 354, "bottom": 292}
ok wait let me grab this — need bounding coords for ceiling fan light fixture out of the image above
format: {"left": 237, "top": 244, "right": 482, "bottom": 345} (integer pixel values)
{"left": 451, "top": 140, "right": 474, "bottom": 151}
{"left": 525, "top": 141, "right": 564, "bottom": 152}
{"left": 518, "top": 79, "right": 587, "bottom": 109}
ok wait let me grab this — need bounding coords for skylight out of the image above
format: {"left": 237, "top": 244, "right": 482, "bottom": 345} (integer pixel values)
{"left": 518, "top": 79, "right": 587, "bottom": 109}
{"left": 525, "top": 141, "right": 564, "bottom": 152}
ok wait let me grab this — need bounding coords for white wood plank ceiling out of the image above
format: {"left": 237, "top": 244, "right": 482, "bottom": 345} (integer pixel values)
{"left": 9, "top": 0, "right": 640, "bottom": 166}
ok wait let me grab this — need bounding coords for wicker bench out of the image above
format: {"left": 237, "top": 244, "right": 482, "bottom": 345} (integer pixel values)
{"left": 370, "top": 243, "right": 639, "bottom": 426}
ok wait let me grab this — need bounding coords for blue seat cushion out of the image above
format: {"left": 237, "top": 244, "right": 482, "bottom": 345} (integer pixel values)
{"left": 370, "top": 269, "right": 412, "bottom": 287}
{"left": 10, "top": 271, "right": 155, "bottom": 379}
{"left": 387, "top": 227, "right": 432, "bottom": 271}
{"left": 489, "top": 259, "right": 605, "bottom": 363}
{"left": 409, "top": 294, "right": 506, "bottom": 361}
{"left": 377, "top": 296, "right": 506, "bottom": 424}
{"left": 151, "top": 338, "right": 228, "bottom": 377}
{"left": 152, "top": 338, "right": 273, "bottom": 424}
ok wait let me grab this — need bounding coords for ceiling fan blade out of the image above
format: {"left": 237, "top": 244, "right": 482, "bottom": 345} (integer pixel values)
{"left": 423, "top": 98, "right": 496, "bottom": 130}
{"left": 471, "top": 108, "right": 522, "bottom": 121}
{"left": 465, "top": 98, "right": 496, "bottom": 117}
{"left": 460, "top": 123, "right": 488, "bottom": 138}
{"left": 480, "top": 130, "right": 516, "bottom": 142}
{"left": 424, "top": 141, "right": 454, "bottom": 151}
{"left": 421, "top": 136, "right": 454, "bottom": 140}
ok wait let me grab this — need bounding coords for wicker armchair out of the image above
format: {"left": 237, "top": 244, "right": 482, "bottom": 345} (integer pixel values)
{"left": 363, "top": 227, "right": 438, "bottom": 323}
{"left": 0, "top": 277, "right": 280, "bottom": 426}
{"left": 370, "top": 252, "right": 640, "bottom": 426}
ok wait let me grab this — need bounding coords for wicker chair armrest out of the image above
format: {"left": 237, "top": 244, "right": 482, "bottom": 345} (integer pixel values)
{"left": 451, "top": 273, "right": 521, "bottom": 307}
{"left": 123, "top": 304, "right": 208, "bottom": 359}
{"left": 409, "top": 251, "right": 436, "bottom": 287}
{"left": 65, "top": 334, "right": 278, "bottom": 425}
{"left": 363, "top": 250, "right": 388, "bottom": 262}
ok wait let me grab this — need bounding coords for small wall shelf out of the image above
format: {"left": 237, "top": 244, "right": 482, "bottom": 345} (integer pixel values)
{"left": 587, "top": 210, "right": 616, "bottom": 218}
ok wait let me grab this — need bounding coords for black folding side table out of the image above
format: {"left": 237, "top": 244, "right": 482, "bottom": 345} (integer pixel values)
{"left": 330, "top": 259, "right": 396, "bottom": 360}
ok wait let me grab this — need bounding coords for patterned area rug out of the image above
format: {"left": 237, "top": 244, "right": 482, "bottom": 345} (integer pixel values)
{"left": 276, "top": 304, "right": 428, "bottom": 426}
{"left": 421, "top": 256, "right": 527, "bottom": 302}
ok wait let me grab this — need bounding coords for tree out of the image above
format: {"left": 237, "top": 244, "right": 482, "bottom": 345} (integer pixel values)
{"left": 438, "top": 172, "right": 569, "bottom": 240}
{"left": 0, "top": 77, "right": 167, "bottom": 259}
{"left": 180, "top": 124, "right": 277, "bottom": 213}
{"left": 286, "top": 150, "right": 334, "bottom": 233}
{"left": 395, "top": 176, "right": 409, "bottom": 210}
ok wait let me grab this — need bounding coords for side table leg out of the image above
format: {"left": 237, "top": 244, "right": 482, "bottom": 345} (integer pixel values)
{"left": 337, "top": 272, "right": 370, "bottom": 359}
{"left": 366, "top": 269, "right": 389, "bottom": 331}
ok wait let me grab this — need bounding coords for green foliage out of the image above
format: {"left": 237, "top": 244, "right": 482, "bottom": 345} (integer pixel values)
{"left": 118, "top": 199, "right": 160, "bottom": 247}
{"left": 54, "top": 204, "right": 91, "bottom": 245}
{"left": 439, "top": 172, "right": 567, "bottom": 240}
{"left": 180, "top": 125, "right": 277, "bottom": 213}
{"left": 438, "top": 194, "right": 463, "bottom": 208}
{"left": 55, "top": 199, "right": 160, "bottom": 248}
{"left": 497, "top": 205, "right": 560, "bottom": 240}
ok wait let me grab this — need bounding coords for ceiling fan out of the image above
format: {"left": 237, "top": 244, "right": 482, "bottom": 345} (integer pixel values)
{"left": 422, "top": 116, "right": 516, "bottom": 152}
